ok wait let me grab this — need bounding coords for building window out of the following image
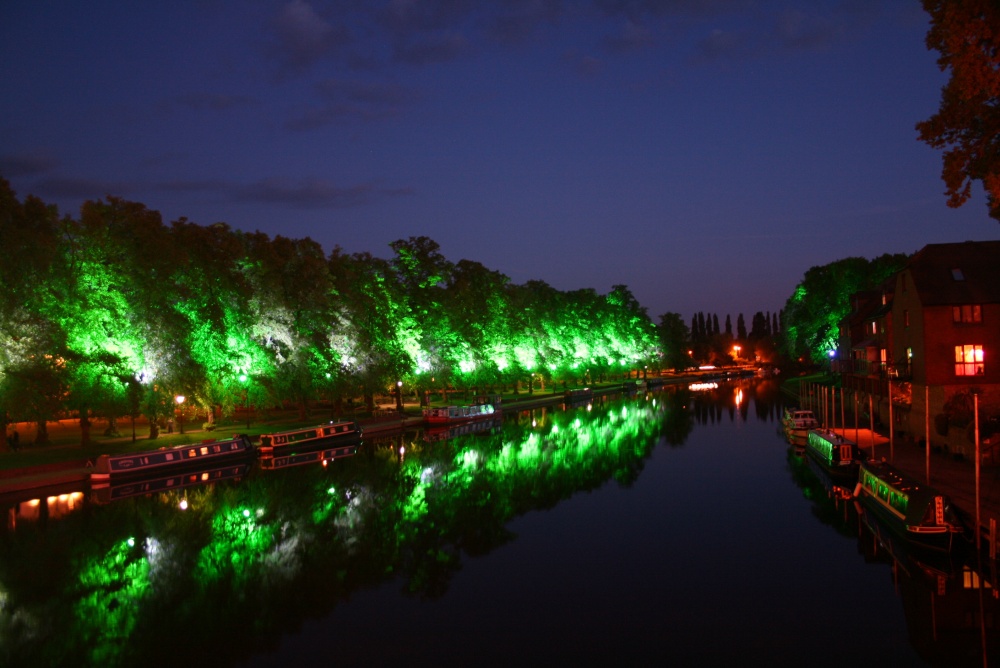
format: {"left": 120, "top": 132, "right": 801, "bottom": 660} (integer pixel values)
{"left": 870, "top": 321, "right": 877, "bottom": 335}
{"left": 952, "top": 268, "right": 965, "bottom": 281}
{"left": 955, "top": 344, "right": 984, "bottom": 376}
{"left": 952, "top": 304, "right": 982, "bottom": 323}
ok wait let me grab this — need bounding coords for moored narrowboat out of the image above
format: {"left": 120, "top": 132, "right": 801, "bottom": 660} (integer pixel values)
{"left": 91, "top": 434, "right": 255, "bottom": 485}
{"left": 257, "top": 420, "right": 361, "bottom": 457}
{"left": 853, "top": 459, "right": 966, "bottom": 552}
{"left": 805, "top": 429, "right": 865, "bottom": 485}
{"left": 563, "top": 387, "right": 593, "bottom": 403}
{"left": 423, "top": 403, "right": 498, "bottom": 425}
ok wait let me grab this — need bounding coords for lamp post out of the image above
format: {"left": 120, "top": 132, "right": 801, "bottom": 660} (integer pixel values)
{"left": 395, "top": 381, "right": 403, "bottom": 412}
{"left": 175, "top": 395, "right": 185, "bottom": 434}
{"left": 733, "top": 345, "right": 741, "bottom": 362}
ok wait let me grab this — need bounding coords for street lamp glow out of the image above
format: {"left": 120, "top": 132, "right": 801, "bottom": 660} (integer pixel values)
{"left": 175, "top": 395, "right": 186, "bottom": 434}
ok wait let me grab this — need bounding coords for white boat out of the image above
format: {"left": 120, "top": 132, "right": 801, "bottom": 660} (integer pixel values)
{"left": 783, "top": 408, "right": 819, "bottom": 435}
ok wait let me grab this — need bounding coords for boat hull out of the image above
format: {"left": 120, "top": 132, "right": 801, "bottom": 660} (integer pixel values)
{"left": 854, "top": 460, "right": 965, "bottom": 552}
{"left": 91, "top": 435, "right": 255, "bottom": 485}
{"left": 804, "top": 429, "right": 864, "bottom": 486}
{"left": 258, "top": 421, "right": 361, "bottom": 457}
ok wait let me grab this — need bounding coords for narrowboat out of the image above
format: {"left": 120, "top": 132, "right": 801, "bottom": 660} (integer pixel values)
{"left": 259, "top": 442, "right": 358, "bottom": 470}
{"left": 91, "top": 434, "right": 255, "bottom": 485}
{"left": 804, "top": 429, "right": 866, "bottom": 485}
{"left": 853, "top": 459, "right": 966, "bottom": 552}
{"left": 563, "top": 387, "right": 593, "bottom": 403}
{"left": 423, "top": 402, "right": 498, "bottom": 425}
{"left": 257, "top": 420, "right": 361, "bottom": 457}
{"left": 92, "top": 462, "right": 250, "bottom": 503}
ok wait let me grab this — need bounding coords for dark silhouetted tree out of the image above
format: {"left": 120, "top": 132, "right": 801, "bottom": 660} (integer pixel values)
{"left": 917, "top": 0, "right": 1000, "bottom": 220}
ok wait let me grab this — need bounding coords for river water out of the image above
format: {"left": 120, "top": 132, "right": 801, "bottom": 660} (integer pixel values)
{"left": 1, "top": 378, "right": 996, "bottom": 667}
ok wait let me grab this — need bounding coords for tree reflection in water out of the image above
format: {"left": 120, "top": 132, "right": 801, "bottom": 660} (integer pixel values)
{"left": 0, "top": 387, "right": 697, "bottom": 667}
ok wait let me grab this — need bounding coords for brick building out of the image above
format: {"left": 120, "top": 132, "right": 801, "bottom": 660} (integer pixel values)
{"left": 839, "top": 240, "right": 1000, "bottom": 455}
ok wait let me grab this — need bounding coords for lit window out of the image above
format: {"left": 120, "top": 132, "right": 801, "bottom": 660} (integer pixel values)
{"left": 954, "top": 344, "right": 984, "bottom": 376}
{"left": 952, "top": 304, "right": 982, "bottom": 323}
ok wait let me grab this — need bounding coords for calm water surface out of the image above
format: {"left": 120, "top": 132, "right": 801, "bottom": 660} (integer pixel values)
{"left": 1, "top": 379, "right": 995, "bottom": 667}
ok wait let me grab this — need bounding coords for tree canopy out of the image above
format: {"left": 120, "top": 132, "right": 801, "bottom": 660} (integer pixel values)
{"left": 917, "top": 0, "right": 1000, "bottom": 220}
{"left": 781, "top": 253, "right": 909, "bottom": 365}
{"left": 0, "top": 181, "right": 664, "bottom": 442}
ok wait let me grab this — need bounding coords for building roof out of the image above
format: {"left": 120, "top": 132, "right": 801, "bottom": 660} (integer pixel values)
{"left": 907, "top": 240, "right": 1000, "bottom": 306}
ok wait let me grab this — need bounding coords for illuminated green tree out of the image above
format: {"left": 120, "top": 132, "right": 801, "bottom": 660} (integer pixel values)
{"left": 0, "top": 179, "right": 66, "bottom": 443}
{"left": 443, "top": 259, "right": 513, "bottom": 390}
{"left": 242, "top": 232, "right": 335, "bottom": 419}
{"left": 782, "top": 254, "right": 908, "bottom": 364}
{"left": 169, "top": 219, "right": 271, "bottom": 427}
{"left": 329, "top": 249, "right": 415, "bottom": 410}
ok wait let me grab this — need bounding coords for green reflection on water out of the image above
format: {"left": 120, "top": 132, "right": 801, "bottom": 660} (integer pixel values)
{"left": 0, "top": 390, "right": 686, "bottom": 666}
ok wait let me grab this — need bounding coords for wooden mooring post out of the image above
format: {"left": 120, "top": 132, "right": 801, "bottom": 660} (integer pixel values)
{"left": 991, "top": 518, "right": 997, "bottom": 562}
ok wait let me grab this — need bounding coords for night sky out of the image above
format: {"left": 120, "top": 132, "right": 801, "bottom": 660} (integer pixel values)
{"left": 2, "top": 1, "right": 996, "bottom": 322}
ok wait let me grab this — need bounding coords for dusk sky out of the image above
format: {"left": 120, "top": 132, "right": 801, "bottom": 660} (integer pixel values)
{"left": 2, "top": 1, "right": 997, "bottom": 323}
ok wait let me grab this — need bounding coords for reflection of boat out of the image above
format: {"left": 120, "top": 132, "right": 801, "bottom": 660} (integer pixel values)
{"left": 805, "top": 429, "right": 866, "bottom": 485}
{"left": 424, "top": 416, "right": 503, "bottom": 442}
{"left": 259, "top": 442, "right": 358, "bottom": 470}
{"left": 782, "top": 408, "right": 818, "bottom": 437}
{"left": 783, "top": 426, "right": 807, "bottom": 453}
{"left": 258, "top": 421, "right": 361, "bottom": 457}
{"left": 423, "top": 403, "right": 498, "bottom": 425}
{"left": 854, "top": 499, "right": 998, "bottom": 667}
{"left": 91, "top": 434, "right": 255, "bottom": 485}
{"left": 854, "top": 498, "right": 957, "bottom": 580}
{"left": 804, "top": 452, "right": 854, "bottom": 500}
{"left": 854, "top": 459, "right": 966, "bottom": 552}
{"left": 92, "top": 463, "right": 251, "bottom": 503}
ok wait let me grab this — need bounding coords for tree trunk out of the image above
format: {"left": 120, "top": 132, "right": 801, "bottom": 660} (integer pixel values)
{"left": 35, "top": 420, "right": 49, "bottom": 445}
{"left": 104, "top": 415, "right": 121, "bottom": 437}
{"left": 80, "top": 414, "right": 91, "bottom": 446}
